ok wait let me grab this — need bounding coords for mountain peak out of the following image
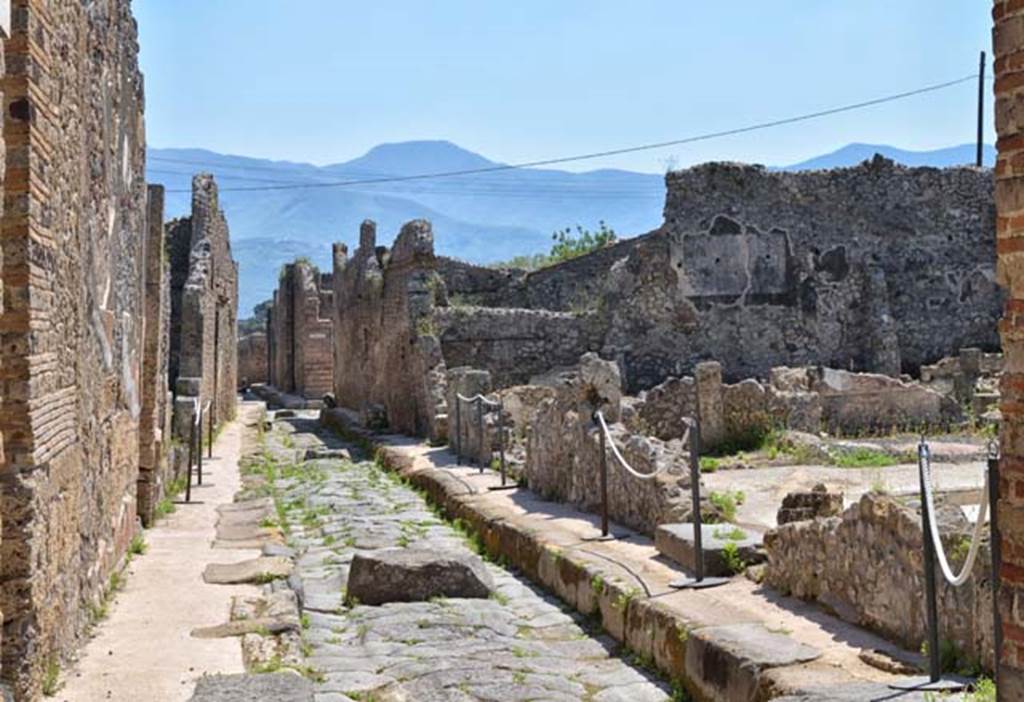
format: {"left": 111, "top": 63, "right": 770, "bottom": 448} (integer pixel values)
{"left": 337, "top": 140, "right": 498, "bottom": 176}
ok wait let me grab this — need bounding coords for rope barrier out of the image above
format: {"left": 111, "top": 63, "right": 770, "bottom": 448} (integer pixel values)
{"left": 595, "top": 411, "right": 678, "bottom": 481}
{"left": 919, "top": 441, "right": 990, "bottom": 587}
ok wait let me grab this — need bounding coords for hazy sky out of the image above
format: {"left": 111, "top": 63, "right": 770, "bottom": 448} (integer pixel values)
{"left": 135, "top": 1, "right": 994, "bottom": 173}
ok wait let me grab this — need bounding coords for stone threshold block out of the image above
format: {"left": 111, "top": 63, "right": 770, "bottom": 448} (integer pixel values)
{"left": 655, "top": 523, "right": 765, "bottom": 577}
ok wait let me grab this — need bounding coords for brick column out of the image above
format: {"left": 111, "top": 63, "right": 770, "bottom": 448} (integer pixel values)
{"left": 995, "top": 1, "right": 1024, "bottom": 694}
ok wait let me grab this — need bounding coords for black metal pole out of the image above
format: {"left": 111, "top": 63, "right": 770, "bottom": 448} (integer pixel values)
{"left": 689, "top": 419, "right": 705, "bottom": 583}
{"left": 196, "top": 410, "right": 203, "bottom": 486}
{"left": 599, "top": 417, "right": 609, "bottom": 538}
{"left": 186, "top": 420, "right": 194, "bottom": 503}
{"left": 476, "top": 397, "right": 484, "bottom": 473}
{"left": 498, "top": 399, "right": 507, "bottom": 487}
{"left": 919, "top": 441, "right": 941, "bottom": 682}
{"left": 453, "top": 396, "right": 461, "bottom": 462}
{"left": 978, "top": 51, "right": 986, "bottom": 169}
{"left": 208, "top": 409, "right": 213, "bottom": 459}
{"left": 989, "top": 447, "right": 1003, "bottom": 700}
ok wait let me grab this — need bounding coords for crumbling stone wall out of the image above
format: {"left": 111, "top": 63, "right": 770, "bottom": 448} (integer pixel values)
{"left": 994, "top": 2, "right": 1024, "bottom": 692}
{"left": 623, "top": 361, "right": 960, "bottom": 450}
{"left": 237, "top": 332, "right": 269, "bottom": 388}
{"left": 434, "top": 306, "right": 603, "bottom": 388}
{"left": 332, "top": 220, "right": 447, "bottom": 440}
{"left": 168, "top": 175, "right": 239, "bottom": 442}
{"left": 437, "top": 161, "right": 997, "bottom": 392}
{"left": 764, "top": 493, "right": 994, "bottom": 669}
{"left": 523, "top": 354, "right": 694, "bottom": 535}
{"left": 0, "top": 1, "right": 148, "bottom": 697}
{"left": 266, "top": 259, "right": 334, "bottom": 398}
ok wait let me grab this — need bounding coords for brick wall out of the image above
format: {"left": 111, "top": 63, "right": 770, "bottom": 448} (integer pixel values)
{"left": 265, "top": 259, "right": 334, "bottom": 399}
{"left": 0, "top": 1, "right": 147, "bottom": 697}
{"left": 995, "top": 1, "right": 1024, "bottom": 695}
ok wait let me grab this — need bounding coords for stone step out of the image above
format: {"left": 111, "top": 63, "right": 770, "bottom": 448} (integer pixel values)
{"left": 654, "top": 522, "right": 765, "bottom": 577}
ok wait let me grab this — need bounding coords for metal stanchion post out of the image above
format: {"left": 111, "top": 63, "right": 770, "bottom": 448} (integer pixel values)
{"left": 891, "top": 438, "right": 969, "bottom": 692}
{"left": 185, "top": 420, "right": 194, "bottom": 503}
{"left": 453, "top": 396, "right": 461, "bottom": 462}
{"left": 208, "top": 409, "right": 214, "bottom": 459}
{"left": 476, "top": 397, "right": 485, "bottom": 472}
{"left": 671, "top": 418, "right": 728, "bottom": 589}
{"left": 487, "top": 398, "right": 517, "bottom": 492}
{"left": 921, "top": 442, "right": 941, "bottom": 683}
{"left": 583, "top": 412, "right": 613, "bottom": 541}
{"left": 599, "top": 421, "right": 609, "bottom": 537}
{"left": 498, "top": 400, "right": 507, "bottom": 487}
{"left": 196, "top": 409, "right": 204, "bottom": 486}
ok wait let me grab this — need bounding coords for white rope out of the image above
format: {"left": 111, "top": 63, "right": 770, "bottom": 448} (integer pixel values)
{"left": 595, "top": 411, "right": 677, "bottom": 481}
{"left": 919, "top": 443, "right": 989, "bottom": 587}
{"left": 456, "top": 392, "right": 500, "bottom": 408}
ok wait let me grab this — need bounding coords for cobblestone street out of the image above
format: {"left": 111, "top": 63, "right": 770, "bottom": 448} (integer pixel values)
{"left": 259, "top": 412, "right": 674, "bottom": 701}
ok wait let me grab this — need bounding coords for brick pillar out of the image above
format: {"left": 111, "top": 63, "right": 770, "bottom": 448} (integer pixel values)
{"left": 995, "top": 2, "right": 1024, "bottom": 694}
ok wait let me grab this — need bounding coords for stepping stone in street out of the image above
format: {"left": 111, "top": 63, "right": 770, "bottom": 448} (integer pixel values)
{"left": 188, "top": 672, "right": 313, "bottom": 701}
{"left": 346, "top": 549, "right": 495, "bottom": 605}
{"left": 203, "top": 556, "right": 293, "bottom": 584}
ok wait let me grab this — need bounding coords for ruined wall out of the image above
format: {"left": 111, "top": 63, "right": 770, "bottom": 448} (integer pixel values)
{"left": 764, "top": 493, "right": 994, "bottom": 670}
{"left": 994, "top": 2, "right": 1024, "bottom": 693}
{"left": 138, "top": 186, "right": 174, "bottom": 526}
{"left": 434, "top": 306, "right": 603, "bottom": 388}
{"left": 0, "top": 1, "right": 148, "bottom": 697}
{"left": 237, "top": 332, "right": 268, "bottom": 388}
{"left": 169, "top": 175, "right": 238, "bottom": 440}
{"left": 332, "top": 220, "right": 447, "bottom": 440}
{"left": 452, "top": 161, "right": 996, "bottom": 392}
{"left": 267, "top": 260, "right": 333, "bottom": 398}
{"left": 523, "top": 354, "right": 694, "bottom": 535}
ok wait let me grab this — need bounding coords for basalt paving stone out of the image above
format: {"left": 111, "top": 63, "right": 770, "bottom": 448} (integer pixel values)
{"left": 262, "top": 422, "right": 674, "bottom": 701}
{"left": 189, "top": 672, "right": 314, "bottom": 702}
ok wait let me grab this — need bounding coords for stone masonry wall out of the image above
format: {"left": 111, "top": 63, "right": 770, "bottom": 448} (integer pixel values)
{"left": 137, "top": 186, "right": 174, "bottom": 527}
{"left": 169, "top": 175, "right": 238, "bottom": 442}
{"left": 433, "top": 306, "right": 603, "bottom": 388}
{"left": 994, "top": 2, "right": 1024, "bottom": 694}
{"left": 764, "top": 493, "right": 994, "bottom": 670}
{"left": 0, "top": 1, "right": 148, "bottom": 698}
{"left": 332, "top": 220, "right": 447, "bottom": 440}
{"left": 447, "top": 162, "right": 997, "bottom": 392}
{"left": 267, "top": 259, "right": 333, "bottom": 399}
{"left": 237, "top": 332, "right": 268, "bottom": 388}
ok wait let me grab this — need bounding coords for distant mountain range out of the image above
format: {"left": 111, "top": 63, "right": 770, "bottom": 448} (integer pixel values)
{"left": 146, "top": 141, "right": 994, "bottom": 316}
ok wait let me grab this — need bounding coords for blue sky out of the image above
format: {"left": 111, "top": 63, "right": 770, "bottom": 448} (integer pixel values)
{"left": 135, "top": 1, "right": 994, "bottom": 173}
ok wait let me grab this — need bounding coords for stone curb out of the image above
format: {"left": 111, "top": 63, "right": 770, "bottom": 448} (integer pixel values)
{"left": 317, "top": 409, "right": 870, "bottom": 702}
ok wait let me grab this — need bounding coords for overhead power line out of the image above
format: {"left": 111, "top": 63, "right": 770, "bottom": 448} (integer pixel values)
{"left": 163, "top": 74, "right": 979, "bottom": 194}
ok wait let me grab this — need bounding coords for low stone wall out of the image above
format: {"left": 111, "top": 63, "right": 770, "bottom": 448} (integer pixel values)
{"left": 624, "top": 362, "right": 963, "bottom": 451}
{"left": 763, "top": 492, "right": 993, "bottom": 669}
{"left": 523, "top": 355, "right": 693, "bottom": 535}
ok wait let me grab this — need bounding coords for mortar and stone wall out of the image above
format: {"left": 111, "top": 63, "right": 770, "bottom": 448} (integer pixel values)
{"left": 763, "top": 492, "right": 994, "bottom": 669}
{"left": 332, "top": 220, "right": 448, "bottom": 440}
{"left": 0, "top": 1, "right": 154, "bottom": 697}
{"left": 266, "top": 259, "right": 333, "bottom": 399}
{"left": 137, "top": 186, "right": 175, "bottom": 527}
{"left": 167, "top": 174, "right": 239, "bottom": 444}
{"left": 237, "top": 332, "right": 269, "bottom": 388}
